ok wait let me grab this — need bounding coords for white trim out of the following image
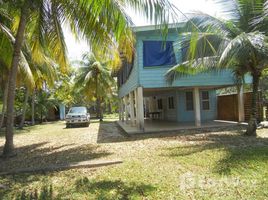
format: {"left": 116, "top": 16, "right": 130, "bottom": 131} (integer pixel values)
{"left": 124, "top": 96, "right": 129, "bottom": 122}
{"left": 201, "top": 90, "right": 210, "bottom": 111}
{"left": 129, "top": 92, "right": 136, "bottom": 126}
{"left": 132, "top": 23, "right": 185, "bottom": 33}
{"left": 194, "top": 88, "right": 201, "bottom": 127}
{"left": 238, "top": 85, "right": 245, "bottom": 122}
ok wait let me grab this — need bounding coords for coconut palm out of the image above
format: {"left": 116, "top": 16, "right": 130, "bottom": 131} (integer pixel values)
{"left": 74, "top": 53, "right": 115, "bottom": 121}
{"left": 166, "top": 0, "right": 268, "bottom": 136}
{"left": 1, "top": 0, "right": 177, "bottom": 157}
{"left": 0, "top": 12, "right": 34, "bottom": 131}
{"left": 19, "top": 52, "right": 58, "bottom": 128}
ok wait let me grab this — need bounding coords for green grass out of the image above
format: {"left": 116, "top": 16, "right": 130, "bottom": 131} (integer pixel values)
{"left": 103, "top": 113, "right": 119, "bottom": 120}
{"left": 0, "top": 121, "right": 268, "bottom": 199}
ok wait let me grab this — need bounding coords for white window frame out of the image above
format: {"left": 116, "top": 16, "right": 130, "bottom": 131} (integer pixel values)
{"left": 201, "top": 91, "right": 210, "bottom": 110}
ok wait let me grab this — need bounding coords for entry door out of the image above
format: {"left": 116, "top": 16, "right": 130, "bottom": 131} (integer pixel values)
{"left": 162, "top": 97, "right": 167, "bottom": 120}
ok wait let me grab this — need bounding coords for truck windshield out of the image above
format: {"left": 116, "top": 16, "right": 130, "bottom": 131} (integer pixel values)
{"left": 69, "top": 107, "right": 87, "bottom": 114}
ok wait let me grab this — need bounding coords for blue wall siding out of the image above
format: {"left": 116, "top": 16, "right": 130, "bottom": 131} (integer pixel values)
{"left": 136, "top": 31, "right": 248, "bottom": 89}
{"left": 118, "top": 52, "right": 139, "bottom": 98}
{"left": 177, "top": 90, "right": 217, "bottom": 122}
{"left": 118, "top": 29, "right": 252, "bottom": 98}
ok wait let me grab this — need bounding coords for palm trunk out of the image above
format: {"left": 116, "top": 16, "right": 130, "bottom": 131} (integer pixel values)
{"left": 96, "top": 97, "right": 102, "bottom": 121}
{"left": 3, "top": 5, "right": 28, "bottom": 157}
{"left": 100, "top": 98, "right": 103, "bottom": 121}
{"left": 0, "top": 82, "right": 8, "bottom": 130}
{"left": 19, "top": 87, "right": 29, "bottom": 129}
{"left": 40, "top": 109, "right": 43, "bottom": 124}
{"left": 95, "top": 75, "right": 102, "bottom": 121}
{"left": 245, "top": 73, "right": 260, "bottom": 136}
{"left": 31, "top": 90, "right": 35, "bottom": 125}
{"left": 108, "top": 100, "right": 112, "bottom": 114}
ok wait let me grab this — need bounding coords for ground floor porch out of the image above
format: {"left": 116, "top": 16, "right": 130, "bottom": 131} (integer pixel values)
{"left": 118, "top": 86, "right": 246, "bottom": 133}
{"left": 117, "top": 119, "right": 245, "bottom": 135}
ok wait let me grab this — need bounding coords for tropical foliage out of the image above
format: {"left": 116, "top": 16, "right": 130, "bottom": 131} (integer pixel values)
{"left": 73, "top": 53, "right": 115, "bottom": 121}
{"left": 0, "top": 0, "right": 176, "bottom": 157}
{"left": 166, "top": 0, "right": 268, "bottom": 136}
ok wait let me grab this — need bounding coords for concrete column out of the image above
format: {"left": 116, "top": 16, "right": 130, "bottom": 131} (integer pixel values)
{"left": 193, "top": 88, "right": 201, "bottom": 127}
{"left": 238, "top": 85, "right": 245, "bottom": 122}
{"left": 129, "top": 92, "right": 136, "bottom": 126}
{"left": 119, "top": 100, "right": 122, "bottom": 121}
{"left": 121, "top": 98, "right": 125, "bottom": 122}
{"left": 136, "top": 87, "right": 145, "bottom": 131}
{"left": 134, "top": 89, "right": 138, "bottom": 118}
{"left": 124, "top": 96, "right": 129, "bottom": 123}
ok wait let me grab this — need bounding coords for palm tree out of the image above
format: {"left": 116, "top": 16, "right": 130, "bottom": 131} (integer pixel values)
{"left": 0, "top": 12, "right": 34, "bottom": 131}
{"left": 166, "top": 0, "right": 268, "bottom": 136}
{"left": 31, "top": 61, "right": 58, "bottom": 125}
{"left": 74, "top": 53, "right": 115, "bottom": 121}
{"left": 0, "top": 69, "right": 9, "bottom": 131}
{"left": 1, "top": 0, "right": 177, "bottom": 157}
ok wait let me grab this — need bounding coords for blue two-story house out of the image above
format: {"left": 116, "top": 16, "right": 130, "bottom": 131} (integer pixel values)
{"left": 117, "top": 24, "right": 251, "bottom": 132}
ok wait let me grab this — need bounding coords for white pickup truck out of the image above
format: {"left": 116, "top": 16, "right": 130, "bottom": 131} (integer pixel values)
{"left": 65, "top": 107, "right": 90, "bottom": 128}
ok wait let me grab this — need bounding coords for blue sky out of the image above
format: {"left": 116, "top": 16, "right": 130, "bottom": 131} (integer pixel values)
{"left": 64, "top": 0, "right": 221, "bottom": 61}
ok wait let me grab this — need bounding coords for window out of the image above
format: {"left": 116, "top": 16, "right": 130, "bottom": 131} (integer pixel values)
{"left": 157, "top": 99, "right": 163, "bottom": 110}
{"left": 185, "top": 92, "right": 194, "bottom": 111}
{"left": 202, "top": 91, "right": 210, "bottom": 110}
{"left": 168, "top": 97, "right": 175, "bottom": 109}
{"left": 143, "top": 41, "right": 176, "bottom": 67}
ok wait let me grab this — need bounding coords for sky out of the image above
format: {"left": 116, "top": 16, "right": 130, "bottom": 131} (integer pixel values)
{"left": 64, "top": 0, "right": 221, "bottom": 61}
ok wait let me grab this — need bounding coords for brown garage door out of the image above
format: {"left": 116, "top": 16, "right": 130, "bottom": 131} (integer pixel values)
{"left": 217, "top": 92, "right": 263, "bottom": 122}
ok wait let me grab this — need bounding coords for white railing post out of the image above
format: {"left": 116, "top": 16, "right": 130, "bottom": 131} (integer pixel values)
{"left": 238, "top": 85, "right": 245, "bottom": 122}
{"left": 194, "top": 88, "right": 201, "bottom": 127}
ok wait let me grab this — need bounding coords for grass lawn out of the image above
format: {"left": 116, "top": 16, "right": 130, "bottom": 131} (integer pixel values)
{"left": 0, "top": 119, "right": 268, "bottom": 199}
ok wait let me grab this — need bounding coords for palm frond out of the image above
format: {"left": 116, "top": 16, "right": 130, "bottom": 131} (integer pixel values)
{"left": 165, "top": 56, "right": 219, "bottom": 85}
{"left": 219, "top": 32, "right": 268, "bottom": 71}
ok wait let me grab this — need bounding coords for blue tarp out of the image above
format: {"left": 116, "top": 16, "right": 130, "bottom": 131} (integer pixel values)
{"left": 143, "top": 41, "right": 176, "bottom": 67}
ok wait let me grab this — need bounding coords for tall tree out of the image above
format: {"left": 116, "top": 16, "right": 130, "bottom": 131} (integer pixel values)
{"left": 166, "top": 0, "right": 268, "bottom": 136}
{"left": 1, "top": 0, "right": 176, "bottom": 157}
{"left": 74, "top": 53, "right": 114, "bottom": 121}
{"left": 0, "top": 10, "right": 34, "bottom": 131}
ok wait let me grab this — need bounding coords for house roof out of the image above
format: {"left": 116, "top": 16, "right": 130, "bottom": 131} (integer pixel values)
{"left": 132, "top": 23, "right": 185, "bottom": 33}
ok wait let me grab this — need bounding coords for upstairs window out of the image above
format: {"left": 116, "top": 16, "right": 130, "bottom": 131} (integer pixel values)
{"left": 168, "top": 97, "right": 175, "bottom": 109}
{"left": 202, "top": 91, "right": 210, "bottom": 110}
{"left": 185, "top": 91, "right": 194, "bottom": 111}
{"left": 143, "top": 41, "right": 176, "bottom": 67}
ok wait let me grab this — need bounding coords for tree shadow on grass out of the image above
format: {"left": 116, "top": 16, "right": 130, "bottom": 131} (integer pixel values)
{"left": 1, "top": 178, "right": 156, "bottom": 200}
{"left": 160, "top": 132, "right": 268, "bottom": 176}
{"left": 71, "top": 177, "right": 156, "bottom": 200}
{"left": 0, "top": 142, "right": 112, "bottom": 173}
